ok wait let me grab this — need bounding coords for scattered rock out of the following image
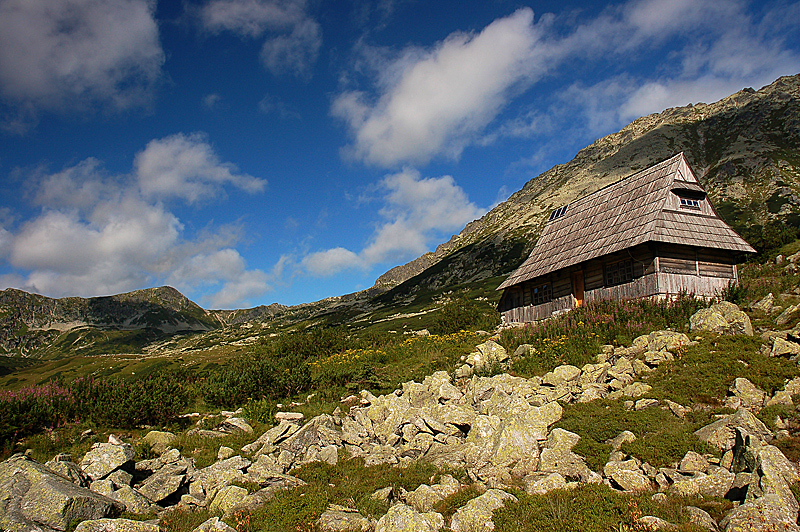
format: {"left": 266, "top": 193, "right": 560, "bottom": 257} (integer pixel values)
{"left": 142, "top": 431, "right": 175, "bottom": 455}
{"left": 638, "top": 516, "right": 677, "bottom": 530}
{"left": 610, "top": 469, "right": 651, "bottom": 492}
{"left": 275, "top": 412, "right": 305, "bottom": 424}
{"left": 684, "top": 506, "right": 718, "bottom": 532}
{"left": 74, "top": 518, "right": 160, "bottom": 532}
{"left": 776, "top": 304, "right": 800, "bottom": 326}
{"left": 694, "top": 409, "right": 772, "bottom": 452}
{"left": 80, "top": 442, "right": 135, "bottom": 481}
{"left": 771, "top": 336, "right": 800, "bottom": 357}
{"left": 0, "top": 455, "right": 123, "bottom": 532}
{"left": 192, "top": 517, "right": 238, "bottom": 532}
{"left": 317, "top": 504, "right": 374, "bottom": 532}
{"left": 751, "top": 293, "right": 774, "bottom": 313}
{"left": 690, "top": 302, "right": 753, "bottom": 336}
{"left": 209, "top": 485, "right": 249, "bottom": 515}
{"left": 219, "top": 417, "right": 254, "bottom": 434}
{"left": 524, "top": 472, "right": 567, "bottom": 495}
{"left": 719, "top": 494, "right": 800, "bottom": 532}
{"left": 449, "top": 489, "right": 517, "bottom": 532}
{"left": 728, "top": 378, "right": 767, "bottom": 411}
{"left": 374, "top": 503, "right": 443, "bottom": 532}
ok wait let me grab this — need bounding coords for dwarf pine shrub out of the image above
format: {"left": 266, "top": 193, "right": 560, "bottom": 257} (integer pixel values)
{"left": 430, "top": 296, "right": 500, "bottom": 335}
{"left": 0, "top": 370, "right": 190, "bottom": 451}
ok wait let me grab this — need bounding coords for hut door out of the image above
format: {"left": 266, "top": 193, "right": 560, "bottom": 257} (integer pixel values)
{"left": 572, "top": 271, "right": 585, "bottom": 308}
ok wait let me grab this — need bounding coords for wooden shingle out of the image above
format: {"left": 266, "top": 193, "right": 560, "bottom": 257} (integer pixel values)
{"left": 499, "top": 153, "right": 755, "bottom": 290}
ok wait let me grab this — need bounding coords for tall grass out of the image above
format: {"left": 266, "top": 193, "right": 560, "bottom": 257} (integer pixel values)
{"left": 499, "top": 296, "right": 706, "bottom": 375}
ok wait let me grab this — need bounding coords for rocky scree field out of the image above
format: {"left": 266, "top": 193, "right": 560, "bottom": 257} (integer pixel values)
{"left": 4, "top": 250, "right": 800, "bottom": 532}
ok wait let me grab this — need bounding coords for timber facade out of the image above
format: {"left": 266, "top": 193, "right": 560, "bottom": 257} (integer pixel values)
{"left": 497, "top": 153, "right": 755, "bottom": 323}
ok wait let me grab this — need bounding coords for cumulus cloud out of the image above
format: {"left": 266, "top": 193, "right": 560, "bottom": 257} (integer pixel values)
{"left": 1, "top": 134, "right": 270, "bottom": 307}
{"left": 302, "top": 168, "right": 485, "bottom": 276}
{"left": 165, "top": 249, "right": 271, "bottom": 308}
{"left": 336, "top": 0, "right": 800, "bottom": 167}
{"left": 134, "top": 133, "right": 267, "bottom": 204}
{"left": 199, "top": 0, "right": 321, "bottom": 77}
{"left": 0, "top": 0, "right": 164, "bottom": 127}
{"left": 302, "top": 247, "right": 361, "bottom": 277}
{"left": 333, "top": 8, "right": 545, "bottom": 166}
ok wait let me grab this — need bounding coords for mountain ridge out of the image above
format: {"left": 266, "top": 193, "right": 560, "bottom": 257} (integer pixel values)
{"left": 372, "top": 74, "right": 800, "bottom": 298}
{"left": 1, "top": 74, "right": 799, "bottom": 358}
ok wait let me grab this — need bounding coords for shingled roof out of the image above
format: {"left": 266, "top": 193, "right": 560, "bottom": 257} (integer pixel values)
{"left": 498, "top": 153, "right": 755, "bottom": 290}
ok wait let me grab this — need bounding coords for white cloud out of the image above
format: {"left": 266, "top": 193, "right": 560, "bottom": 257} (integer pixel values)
{"left": 302, "top": 248, "right": 362, "bottom": 277}
{"left": 165, "top": 249, "right": 270, "bottom": 308}
{"left": 1, "top": 134, "right": 270, "bottom": 307}
{"left": 134, "top": 133, "right": 267, "bottom": 204}
{"left": 302, "top": 168, "right": 485, "bottom": 276}
{"left": 260, "top": 17, "right": 322, "bottom": 78}
{"left": 0, "top": 0, "right": 163, "bottom": 124}
{"left": 333, "top": 8, "right": 545, "bottom": 166}
{"left": 199, "top": 0, "right": 321, "bottom": 77}
{"left": 337, "top": 1, "right": 800, "bottom": 168}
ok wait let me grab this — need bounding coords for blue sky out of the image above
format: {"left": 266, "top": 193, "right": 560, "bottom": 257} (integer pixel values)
{"left": 0, "top": 0, "right": 799, "bottom": 309}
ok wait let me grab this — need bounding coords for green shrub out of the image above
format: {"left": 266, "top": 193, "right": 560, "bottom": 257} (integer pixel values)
{"left": 494, "top": 483, "right": 683, "bottom": 532}
{"left": 0, "top": 371, "right": 190, "bottom": 450}
{"left": 430, "top": 296, "right": 500, "bottom": 335}
{"left": 242, "top": 399, "right": 275, "bottom": 425}
{"left": 647, "top": 335, "right": 798, "bottom": 406}
{"left": 160, "top": 508, "right": 214, "bottom": 532}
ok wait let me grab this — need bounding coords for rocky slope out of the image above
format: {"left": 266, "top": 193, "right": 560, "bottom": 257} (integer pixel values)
{"left": 376, "top": 74, "right": 800, "bottom": 296}
{"left": 3, "top": 302, "right": 799, "bottom": 532}
{"left": 0, "top": 286, "right": 219, "bottom": 356}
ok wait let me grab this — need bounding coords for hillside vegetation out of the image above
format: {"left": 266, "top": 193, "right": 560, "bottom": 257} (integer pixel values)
{"left": 3, "top": 75, "right": 800, "bottom": 532}
{"left": 2, "top": 242, "right": 800, "bottom": 531}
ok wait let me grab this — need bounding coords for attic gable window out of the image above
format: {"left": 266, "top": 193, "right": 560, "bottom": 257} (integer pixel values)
{"left": 679, "top": 197, "right": 701, "bottom": 209}
{"left": 548, "top": 204, "right": 568, "bottom": 221}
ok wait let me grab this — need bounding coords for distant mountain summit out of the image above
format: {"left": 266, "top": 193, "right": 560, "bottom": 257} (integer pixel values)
{"left": 0, "top": 286, "right": 219, "bottom": 356}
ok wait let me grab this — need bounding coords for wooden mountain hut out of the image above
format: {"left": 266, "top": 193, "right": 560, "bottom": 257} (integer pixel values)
{"left": 497, "top": 153, "right": 756, "bottom": 323}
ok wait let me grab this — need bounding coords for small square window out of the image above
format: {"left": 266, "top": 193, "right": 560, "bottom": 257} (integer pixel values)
{"left": 679, "top": 197, "right": 700, "bottom": 209}
{"left": 532, "top": 283, "right": 552, "bottom": 304}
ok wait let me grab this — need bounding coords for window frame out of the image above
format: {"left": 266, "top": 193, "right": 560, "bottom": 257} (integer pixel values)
{"left": 605, "top": 259, "right": 634, "bottom": 287}
{"left": 531, "top": 282, "right": 552, "bottom": 305}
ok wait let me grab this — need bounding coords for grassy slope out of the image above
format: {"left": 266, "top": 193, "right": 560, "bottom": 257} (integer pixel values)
{"left": 4, "top": 239, "right": 800, "bottom": 531}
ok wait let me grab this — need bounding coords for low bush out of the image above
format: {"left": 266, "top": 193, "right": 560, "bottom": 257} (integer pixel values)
{"left": 557, "top": 400, "right": 713, "bottom": 470}
{"left": 246, "top": 457, "right": 444, "bottom": 531}
{"left": 502, "top": 296, "right": 706, "bottom": 376}
{"left": 429, "top": 296, "right": 500, "bottom": 335}
{"left": 494, "top": 483, "right": 690, "bottom": 532}
{"left": 647, "top": 335, "right": 798, "bottom": 406}
{"left": 0, "top": 370, "right": 190, "bottom": 452}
